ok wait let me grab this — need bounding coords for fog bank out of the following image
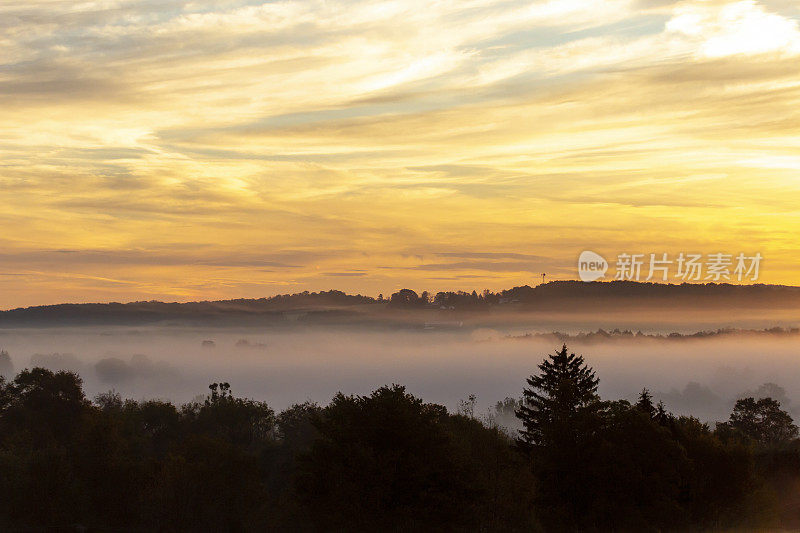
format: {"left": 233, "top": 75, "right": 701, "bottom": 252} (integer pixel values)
{"left": 2, "top": 324, "right": 799, "bottom": 424}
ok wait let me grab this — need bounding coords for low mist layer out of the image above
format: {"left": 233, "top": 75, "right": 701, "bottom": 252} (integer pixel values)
{"left": 1, "top": 325, "right": 798, "bottom": 424}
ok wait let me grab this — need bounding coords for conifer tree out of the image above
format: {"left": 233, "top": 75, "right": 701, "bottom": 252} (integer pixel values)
{"left": 636, "top": 388, "right": 655, "bottom": 418}
{"left": 654, "top": 400, "right": 670, "bottom": 426}
{"left": 515, "top": 344, "right": 599, "bottom": 448}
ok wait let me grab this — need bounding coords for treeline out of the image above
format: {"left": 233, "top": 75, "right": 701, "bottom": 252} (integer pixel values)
{"left": 510, "top": 326, "right": 800, "bottom": 343}
{"left": 387, "top": 281, "right": 800, "bottom": 310}
{"left": 0, "top": 372, "right": 533, "bottom": 531}
{"left": 0, "top": 290, "right": 377, "bottom": 326}
{"left": 6, "top": 281, "right": 800, "bottom": 326}
{"left": 514, "top": 346, "right": 800, "bottom": 530}
{"left": 2, "top": 346, "right": 800, "bottom": 531}
{"left": 388, "top": 287, "right": 497, "bottom": 308}
{"left": 231, "top": 289, "right": 376, "bottom": 308}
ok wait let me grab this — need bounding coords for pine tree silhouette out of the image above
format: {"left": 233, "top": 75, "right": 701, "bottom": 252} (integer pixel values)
{"left": 515, "top": 344, "right": 599, "bottom": 449}
{"left": 636, "top": 388, "right": 655, "bottom": 418}
{"left": 654, "top": 400, "right": 670, "bottom": 426}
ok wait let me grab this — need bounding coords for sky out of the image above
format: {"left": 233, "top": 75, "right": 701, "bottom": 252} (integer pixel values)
{"left": 2, "top": 0, "right": 800, "bottom": 308}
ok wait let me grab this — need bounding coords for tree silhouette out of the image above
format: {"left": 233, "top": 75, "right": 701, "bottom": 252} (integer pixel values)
{"left": 296, "top": 385, "right": 473, "bottom": 529}
{"left": 388, "top": 288, "right": 420, "bottom": 307}
{"left": 655, "top": 400, "right": 671, "bottom": 426}
{"left": 637, "top": 388, "right": 656, "bottom": 418}
{"left": 726, "top": 397, "right": 798, "bottom": 446}
{"left": 457, "top": 393, "right": 477, "bottom": 418}
{"left": 515, "top": 344, "right": 599, "bottom": 449}
{"left": 0, "top": 350, "right": 13, "bottom": 377}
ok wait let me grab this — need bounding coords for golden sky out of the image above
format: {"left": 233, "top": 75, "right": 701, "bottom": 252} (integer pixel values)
{"left": 2, "top": 0, "right": 800, "bottom": 307}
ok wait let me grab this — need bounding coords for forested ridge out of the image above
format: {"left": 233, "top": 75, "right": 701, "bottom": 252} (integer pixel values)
{"left": 1, "top": 345, "right": 800, "bottom": 531}
{"left": 3, "top": 281, "right": 800, "bottom": 326}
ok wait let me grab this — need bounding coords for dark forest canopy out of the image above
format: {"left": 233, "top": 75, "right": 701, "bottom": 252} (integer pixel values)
{"left": 2, "top": 281, "right": 800, "bottom": 325}
{"left": 2, "top": 345, "right": 800, "bottom": 531}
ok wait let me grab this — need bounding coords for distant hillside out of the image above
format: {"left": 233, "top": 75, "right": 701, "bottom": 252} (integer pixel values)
{"left": 0, "top": 290, "right": 376, "bottom": 326}
{"left": 390, "top": 281, "right": 800, "bottom": 311}
{"left": 1, "top": 282, "right": 799, "bottom": 326}
{"left": 499, "top": 281, "right": 800, "bottom": 310}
